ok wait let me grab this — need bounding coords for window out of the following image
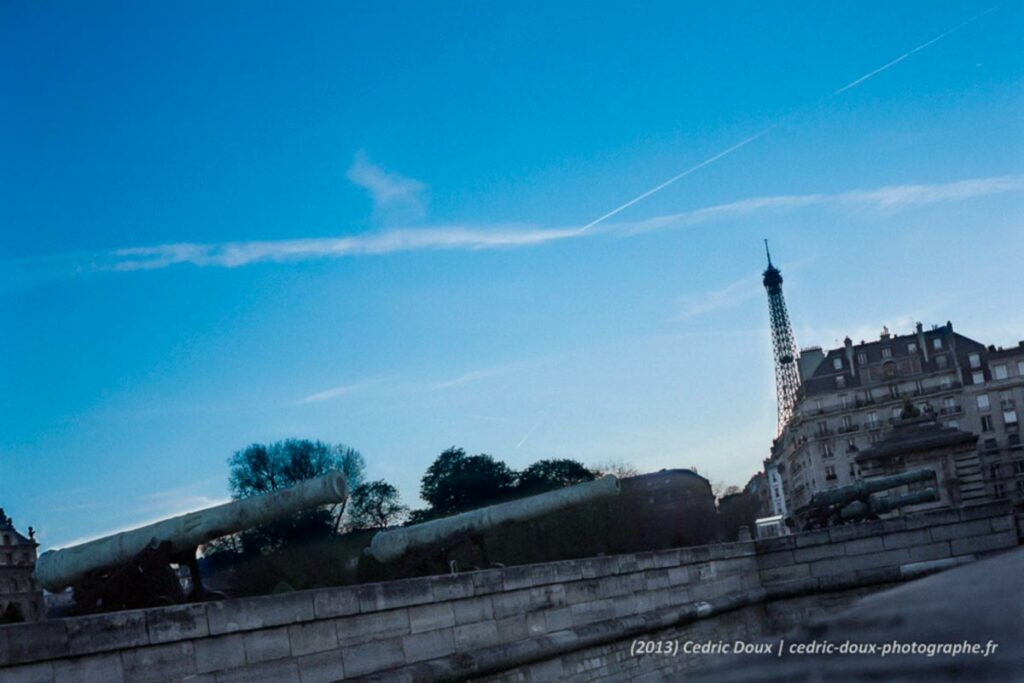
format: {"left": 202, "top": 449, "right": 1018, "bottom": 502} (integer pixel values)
{"left": 945, "top": 420, "right": 960, "bottom": 429}
{"left": 825, "top": 465, "right": 837, "bottom": 480}
{"left": 867, "top": 411, "right": 878, "bottom": 427}
{"left": 881, "top": 347, "right": 892, "bottom": 359}
{"left": 840, "top": 394, "right": 851, "bottom": 408}
{"left": 1005, "top": 410, "right": 1019, "bottom": 427}
{"left": 891, "top": 407, "right": 901, "bottom": 419}
{"left": 1, "top": 535, "right": 8, "bottom": 546}
{"left": 817, "top": 421, "right": 828, "bottom": 436}
{"left": 883, "top": 362, "right": 898, "bottom": 379}
{"left": 1010, "top": 433, "right": 1022, "bottom": 448}
{"left": 941, "top": 375, "right": 953, "bottom": 389}
{"left": 993, "top": 364, "right": 1008, "bottom": 380}
{"left": 936, "top": 355, "right": 948, "bottom": 369}
{"left": 968, "top": 352, "right": 981, "bottom": 369}
{"left": 848, "top": 462, "right": 856, "bottom": 477}
{"left": 932, "top": 338, "right": 943, "bottom": 350}
{"left": 981, "top": 415, "right": 994, "bottom": 432}
{"left": 857, "top": 352, "right": 868, "bottom": 365}
{"left": 983, "top": 437, "right": 998, "bottom": 451}
{"left": 1013, "top": 460, "right": 1024, "bottom": 475}
{"left": 870, "top": 432, "right": 882, "bottom": 443}
{"left": 889, "top": 384, "right": 900, "bottom": 398}
{"left": 972, "top": 371, "right": 985, "bottom": 385}
{"left": 977, "top": 394, "right": 990, "bottom": 411}
{"left": 846, "top": 438, "right": 857, "bottom": 452}
{"left": 842, "top": 415, "right": 853, "bottom": 430}
{"left": 819, "top": 442, "right": 833, "bottom": 458}
{"left": 908, "top": 342, "right": 917, "bottom": 353}
{"left": 815, "top": 399, "right": 824, "bottom": 414}
{"left": 1018, "top": 360, "right": 1024, "bottom": 376}
{"left": 835, "top": 375, "right": 846, "bottom": 389}
{"left": 832, "top": 357, "right": 843, "bottom": 370}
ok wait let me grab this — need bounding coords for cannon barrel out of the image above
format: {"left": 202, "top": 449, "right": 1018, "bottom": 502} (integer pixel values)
{"left": 840, "top": 488, "right": 939, "bottom": 519}
{"left": 34, "top": 471, "right": 346, "bottom": 592}
{"left": 809, "top": 468, "right": 935, "bottom": 508}
{"left": 367, "top": 475, "right": 620, "bottom": 563}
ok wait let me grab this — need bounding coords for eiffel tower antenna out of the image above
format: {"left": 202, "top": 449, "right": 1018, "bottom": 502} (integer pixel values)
{"left": 762, "top": 241, "right": 801, "bottom": 434}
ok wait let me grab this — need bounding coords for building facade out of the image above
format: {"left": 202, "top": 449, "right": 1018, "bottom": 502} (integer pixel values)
{"left": 0, "top": 508, "right": 44, "bottom": 622}
{"left": 766, "top": 323, "right": 1024, "bottom": 516}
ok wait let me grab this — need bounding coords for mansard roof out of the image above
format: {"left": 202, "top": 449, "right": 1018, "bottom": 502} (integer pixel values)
{"left": 855, "top": 416, "right": 978, "bottom": 463}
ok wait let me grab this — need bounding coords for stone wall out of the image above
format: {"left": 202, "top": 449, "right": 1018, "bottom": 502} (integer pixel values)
{"left": 1, "top": 500, "right": 1018, "bottom": 683}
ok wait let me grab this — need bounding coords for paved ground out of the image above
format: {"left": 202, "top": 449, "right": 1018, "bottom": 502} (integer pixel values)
{"left": 687, "top": 546, "right": 1024, "bottom": 682}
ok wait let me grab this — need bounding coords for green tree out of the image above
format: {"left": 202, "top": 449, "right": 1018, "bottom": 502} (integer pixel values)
{"left": 420, "top": 446, "right": 516, "bottom": 515}
{"left": 349, "top": 480, "right": 408, "bottom": 529}
{"left": 517, "top": 459, "right": 595, "bottom": 495}
{"left": 226, "top": 439, "right": 363, "bottom": 553}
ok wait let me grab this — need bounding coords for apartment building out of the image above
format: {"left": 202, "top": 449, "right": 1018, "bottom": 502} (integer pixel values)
{"left": 766, "top": 322, "right": 1024, "bottom": 515}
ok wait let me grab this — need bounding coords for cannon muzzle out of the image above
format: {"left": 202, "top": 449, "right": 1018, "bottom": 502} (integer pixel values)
{"left": 367, "top": 475, "right": 620, "bottom": 563}
{"left": 840, "top": 488, "right": 939, "bottom": 520}
{"left": 34, "top": 471, "right": 346, "bottom": 592}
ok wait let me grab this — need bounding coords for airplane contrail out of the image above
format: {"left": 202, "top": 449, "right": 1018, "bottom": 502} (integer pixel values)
{"left": 576, "top": 4, "right": 1002, "bottom": 233}
{"left": 515, "top": 416, "right": 546, "bottom": 449}
{"left": 833, "top": 4, "right": 1002, "bottom": 95}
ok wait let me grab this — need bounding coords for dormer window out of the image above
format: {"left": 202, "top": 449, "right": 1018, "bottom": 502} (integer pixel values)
{"left": 932, "top": 338, "right": 943, "bottom": 350}
{"left": 857, "top": 352, "right": 867, "bottom": 364}
{"left": 908, "top": 342, "right": 917, "bottom": 353}
{"left": 832, "top": 357, "right": 843, "bottom": 370}
{"left": 881, "top": 347, "right": 892, "bottom": 359}
{"left": 969, "top": 352, "right": 981, "bottom": 369}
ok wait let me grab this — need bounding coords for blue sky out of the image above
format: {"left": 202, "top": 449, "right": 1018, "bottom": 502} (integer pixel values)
{"left": 2, "top": 1, "right": 1022, "bottom": 550}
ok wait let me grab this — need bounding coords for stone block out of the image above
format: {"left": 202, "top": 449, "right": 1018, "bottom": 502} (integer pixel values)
{"left": 580, "top": 556, "right": 618, "bottom": 578}
{"left": 564, "top": 579, "right": 602, "bottom": 605}
{"left": 543, "top": 607, "right": 573, "bottom": 632}
{"left": 793, "top": 544, "right": 840, "bottom": 563}
{"left": 929, "top": 519, "right": 992, "bottom": 542}
{"left": 643, "top": 569, "right": 672, "bottom": 591}
{"left": 454, "top": 620, "right": 501, "bottom": 650}
{"left": 951, "top": 530, "right": 1017, "bottom": 556}
{"left": 295, "top": 650, "right": 345, "bottom": 683}
{"left": 570, "top": 598, "right": 616, "bottom": 626}
{"left": 595, "top": 575, "right": 632, "bottom": 599}
{"left": 614, "top": 556, "right": 639, "bottom": 575}
{"left": 756, "top": 535, "right": 797, "bottom": 552}
{"left": 907, "top": 541, "right": 951, "bottom": 562}
{"left": 495, "top": 614, "right": 529, "bottom": 642}
{"left": 666, "top": 565, "right": 690, "bottom": 586}
{"left": 66, "top": 610, "right": 149, "bottom": 657}
{"left": 216, "top": 658, "right": 300, "bottom": 683}
{"left": 526, "top": 610, "right": 547, "bottom": 636}
{"left": 312, "top": 587, "right": 359, "bottom": 619}
{"left": 194, "top": 634, "right": 245, "bottom": 674}
{"left": 335, "top": 609, "right": 410, "bottom": 647}
{"left": 905, "top": 507, "right": 961, "bottom": 529}
{"left": 408, "top": 602, "right": 455, "bottom": 634}
{"left": 288, "top": 620, "right": 337, "bottom": 657}
{"left": 428, "top": 575, "right": 475, "bottom": 602}
{"left": 526, "top": 658, "right": 564, "bottom": 682}
{"left": 147, "top": 603, "right": 209, "bottom": 644}
{"left": 651, "top": 550, "right": 681, "bottom": 569}
{"left": 471, "top": 569, "right": 505, "bottom": 594}
{"left": 365, "top": 579, "right": 434, "bottom": 612}
{"left": 490, "top": 589, "right": 533, "bottom": 620}
{"left": 341, "top": 637, "right": 406, "bottom": 678}
{"left": 989, "top": 515, "right": 1015, "bottom": 532}
{"left": 881, "top": 529, "right": 933, "bottom": 550}
{"left": 757, "top": 550, "right": 794, "bottom": 570}
{"left": 52, "top": 653, "right": 124, "bottom": 683}
{"left": 207, "top": 593, "right": 314, "bottom": 635}
{"left": 760, "top": 562, "right": 811, "bottom": 584}
{"left": 120, "top": 641, "right": 196, "bottom": 683}
{"left": 243, "top": 626, "right": 291, "bottom": 664}
{"left": 4, "top": 620, "right": 68, "bottom": 664}
{"left": 959, "top": 500, "right": 1011, "bottom": 520}
{"left": 686, "top": 546, "right": 713, "bottom": 563}
{"left": 0, "top": 661, "right": 55, "bottom": 683}
{"left": 452, "top": 596, "right": 493, "bottom": 625}
{"left": 828, "top": 520, "right": 883, "bottom": 543}
{"left": 854, "top": 565, "right": 901, "bottom": 585}
{"left": 843, "top": 537, "right": 883, "bottom": 555}
{"left": 402, "top": 627, "right": 455, "bottom": 664}
{"left": 634, "top": 552, "right": 656, "bottom": 570}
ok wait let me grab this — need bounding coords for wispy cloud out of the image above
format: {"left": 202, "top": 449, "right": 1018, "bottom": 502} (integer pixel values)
{"left": 678, "top": 274, "right": 763, "bottom": 319}
{"left": 347, "top": 150, "right": 427, "bottom": 222}
{"left": 9, "top": 175, "right": 1022, "bottom": 280}
{"left": 427, "top": 369, "right": 502, "bottom": 391}
{"left": 677, "top": 257, "right": 815, "bottom": 320}
{"left": 299, "top": 382, "right": 365, "bottom": 404}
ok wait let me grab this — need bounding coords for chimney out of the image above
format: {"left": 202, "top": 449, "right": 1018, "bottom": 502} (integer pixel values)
{"left": 844, "top": 337, "right": 855, "bottom": 376}
{"left": 916, "top": 322, "right": 928, "bottom": 362}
